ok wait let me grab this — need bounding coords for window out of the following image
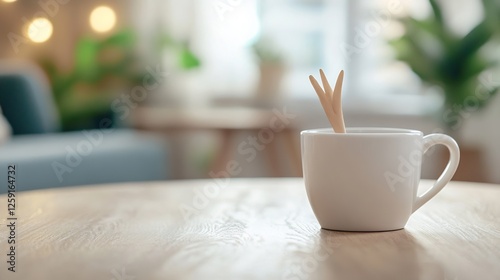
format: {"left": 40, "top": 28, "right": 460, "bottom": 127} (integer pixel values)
{"left": 138, "top": 0, "right": 482, "bottom": 112}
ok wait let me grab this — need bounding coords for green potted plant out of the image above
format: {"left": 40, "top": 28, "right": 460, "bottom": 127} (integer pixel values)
{"left": 389, "top": 0, "right": 500, "bottom": 130}
{"left": 40, "top": 29, "right": 200, "bottom": 131}
{"left": 252, "top": 37, "right": 286, "bottom": 101}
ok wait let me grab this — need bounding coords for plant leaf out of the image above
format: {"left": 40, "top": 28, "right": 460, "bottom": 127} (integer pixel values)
{"left": 75, "top": 38, "right": 99, "bottom": 79}
{"left": 451, "top": 21, "right": 493, "bottom": 63}
{"left": 179, "top": 47, "right": 201, "bottom": 69}
{"left": 101, "top": 29, "right": 135, "bottom": 49}
{"left": 429, "top": 0, "right": 444, "bottom": 25}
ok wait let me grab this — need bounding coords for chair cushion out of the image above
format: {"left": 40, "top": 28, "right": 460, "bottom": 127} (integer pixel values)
{"left": 0, "top": 107, "right": 12, "bottom": 145}
{"left": 0, "top": 61, "right": 60, "bottom": 134}
{"left": 0, "top": 129, "right": 169, "bottom": 192}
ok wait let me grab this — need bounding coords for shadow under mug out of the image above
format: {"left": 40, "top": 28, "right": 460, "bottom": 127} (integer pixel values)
{"left": 301, "top": 127, "right": 460, "bottom": 232}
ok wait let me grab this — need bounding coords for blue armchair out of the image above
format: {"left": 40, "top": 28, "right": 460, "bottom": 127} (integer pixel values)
{"left": 0, "top": 61, "right": 170, "bottom": 192}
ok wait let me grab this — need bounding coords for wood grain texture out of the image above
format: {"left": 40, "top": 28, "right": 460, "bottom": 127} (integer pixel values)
{"left": 130, "top": 106, "right": 301, "bottom": 178}
{"left": 131, "top": 107, "right": 281, "bottom": 130}
{"left": 0, "top": 179, "right": 499, "bottom": 280}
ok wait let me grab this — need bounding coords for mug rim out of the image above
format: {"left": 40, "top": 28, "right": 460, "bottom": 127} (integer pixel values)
{"left": 301, "top": 127, "right": 423, "bottom": 136}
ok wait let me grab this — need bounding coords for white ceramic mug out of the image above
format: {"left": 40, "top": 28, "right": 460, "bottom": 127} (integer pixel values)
{"left": 301, "top": 128, "right": 460, "bottom": 231}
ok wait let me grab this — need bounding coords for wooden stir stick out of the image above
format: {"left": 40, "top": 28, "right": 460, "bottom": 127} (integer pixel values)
{"left": 309, "top": 69, "right": 346, "bottom": 133}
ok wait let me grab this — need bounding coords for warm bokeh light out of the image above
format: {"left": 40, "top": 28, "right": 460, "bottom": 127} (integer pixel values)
{"left": 26, "top": 18, "right": 53, "bottom": 43}
{"left": 90, "top": 6, "right": 117, "bottom": 33}
{"left": 2, "top": 0, "right": 17, "bottom": 3}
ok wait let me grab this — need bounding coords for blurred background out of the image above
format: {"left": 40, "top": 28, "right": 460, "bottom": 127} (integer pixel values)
{"left": 0, "top": 0, "right": 499, "bottom": 191}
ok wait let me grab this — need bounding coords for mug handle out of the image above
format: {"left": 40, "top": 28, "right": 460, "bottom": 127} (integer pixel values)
{"left": 413, "top": 134, "right": 460, "bottom": 212}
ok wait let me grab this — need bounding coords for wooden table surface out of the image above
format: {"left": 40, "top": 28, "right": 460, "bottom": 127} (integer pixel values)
{"left": 130, "top": 106, "right": 302, "bottom": 178}
{"left": 131, "top": 107, "right": 282, "bottom": 130}
{"left": 1, "top": 178, "right": 499, "bottom": 280}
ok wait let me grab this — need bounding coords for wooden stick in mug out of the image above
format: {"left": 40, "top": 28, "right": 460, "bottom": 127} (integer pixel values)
{"left": 309, "top": 75, "right": 339, "bottom": 133}
{"left": 332, "top": 70, "right": 346, "bottom": 133}
{"left": 320, "top": 69, "right": 346, "bottom": 133}
{"left": 319, "top": 69, "right": 333, "bottom": 102}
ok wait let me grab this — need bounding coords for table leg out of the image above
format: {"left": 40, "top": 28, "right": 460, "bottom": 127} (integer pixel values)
{"left": 209, "top": 129, "right": 234, "bottom": 177}
{"left": 283, "top": 129, "right": 302, "bottom": 177}
{"left": 264, "top": 134, "right": 282, "bottom": 177}
{"left": 166, "top": 131, "right": 185, "bottom": 180}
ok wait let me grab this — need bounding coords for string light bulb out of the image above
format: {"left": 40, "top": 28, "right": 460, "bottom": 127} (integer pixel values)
{"left": 90, "top": 6, "right": 117, "bottom": 33}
